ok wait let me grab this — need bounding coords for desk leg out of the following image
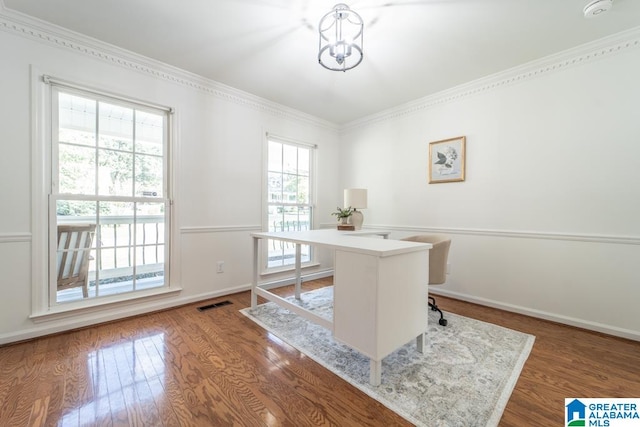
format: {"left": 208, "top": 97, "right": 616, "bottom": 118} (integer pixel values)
{"left": 370, "top": 360, "right": 382, "bottom": 386}
{"left": 294, "top": 243, "right": 302, "bottom": 300}
{"left": 416, "top": 332, "right": 425, "bottom": 354}
{"left": 251, "top": 237, "right": 259, "bottom": 309}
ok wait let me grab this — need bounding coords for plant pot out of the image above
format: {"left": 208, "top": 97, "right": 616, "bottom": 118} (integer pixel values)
{"left": 337, "top": 217, "right": 355, "bottom": 230}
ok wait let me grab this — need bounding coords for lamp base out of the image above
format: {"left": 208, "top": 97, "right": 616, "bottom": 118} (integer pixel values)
{"left": 350, "top": 210, "right": 364, "bottom": 230}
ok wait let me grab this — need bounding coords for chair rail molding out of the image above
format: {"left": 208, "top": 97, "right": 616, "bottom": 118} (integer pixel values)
{"left": 364, "top": 224, "right": 640, "bottom": 246}
{"left": 0, "top": 232, "right": 31, "bottom": 243}
{"left": 180, "top": 225, "right": 262, "bottom": 234}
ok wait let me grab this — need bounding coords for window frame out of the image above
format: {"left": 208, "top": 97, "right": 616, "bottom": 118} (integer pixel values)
{"left": 31, "top": 71, "right": 178, "bottom": 317}
{"left": 262, "top": 133, "right": 317, "bottom": 274}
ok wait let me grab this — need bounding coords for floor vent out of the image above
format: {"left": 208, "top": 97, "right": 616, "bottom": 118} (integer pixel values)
{"left": 198, "top": 300, "right": 232, "bottom": 312}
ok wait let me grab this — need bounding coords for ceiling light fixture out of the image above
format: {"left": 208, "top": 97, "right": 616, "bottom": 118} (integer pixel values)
{"left": 318, "top": 3, "right": 364, "bottom": 72}
{"left": 583, "top": 0, "right": 613, "bottom": 18}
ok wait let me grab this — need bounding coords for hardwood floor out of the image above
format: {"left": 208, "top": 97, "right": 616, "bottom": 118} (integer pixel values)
{"left": 1, "top": 278, "right": 639, "bottom": 426}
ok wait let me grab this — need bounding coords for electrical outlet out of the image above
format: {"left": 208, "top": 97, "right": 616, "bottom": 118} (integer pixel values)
{"left": 216, "top": 261, "right": 224, "bottom": 273}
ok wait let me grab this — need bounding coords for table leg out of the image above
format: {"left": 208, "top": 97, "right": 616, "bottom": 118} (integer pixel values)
{"left": 370, "top": 359, "right": 382, "bottom": 386}
{"left": 295, "top": 243, "right": 302, "bottom": 300}
{"left": 251, "top": 237, "right": 259, "bottom": 309}
{"left": 416, "top": 332, "right": 425, "bottom": 354}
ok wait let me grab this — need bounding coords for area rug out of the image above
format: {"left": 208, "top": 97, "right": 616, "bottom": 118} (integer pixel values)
{"left": 241, "top": 286, "right": 535, "bottom": 426}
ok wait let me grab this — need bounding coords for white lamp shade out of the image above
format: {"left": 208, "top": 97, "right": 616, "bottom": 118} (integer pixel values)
{"left": 344, "top": 188, "right": 367, "bottom": 209}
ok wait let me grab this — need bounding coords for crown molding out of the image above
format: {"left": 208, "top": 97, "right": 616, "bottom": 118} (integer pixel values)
{"left": 341, "top": 25, "right": 640, "bottom": 133}
{"left": 2, "top": 2, "right": 638, "bottom": 135}
{"left": 0, "top": 5, "right": 339, "bottom": 133}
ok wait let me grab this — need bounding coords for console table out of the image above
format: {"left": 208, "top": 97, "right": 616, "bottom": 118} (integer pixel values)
{"left": 250, "top": 229, "right": 431, "bottom": 386}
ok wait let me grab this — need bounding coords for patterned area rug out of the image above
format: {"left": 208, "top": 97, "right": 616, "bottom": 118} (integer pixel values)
{"left": 241, "top": 286, "right": 535, "bottom": 427}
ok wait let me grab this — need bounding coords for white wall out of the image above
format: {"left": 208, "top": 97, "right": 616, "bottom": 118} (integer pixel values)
{"left": 339, "top": 30, "right": 640, "bottom": 340}
{"left": 2, "top": 4, "right": 639, "bottom": 344}
{"left": 0, "top": 9, "right": 341, "bottom": 344}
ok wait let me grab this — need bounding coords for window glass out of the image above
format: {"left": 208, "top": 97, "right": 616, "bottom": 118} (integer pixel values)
{"left": 266, "top": 139, "right": 313, "bottom": 269}
{"left": 99, "top": 102, "right": 133, "bottom": 151}
{"left": 135, "top": 110, "right": 164, "bottom": 155}
{"left": 52, "top": 86, "right": 170, "bottom": 304}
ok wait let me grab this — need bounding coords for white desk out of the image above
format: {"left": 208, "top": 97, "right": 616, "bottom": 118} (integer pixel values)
{"left": 250, "top": 229, "right": 430, "bottom": 386}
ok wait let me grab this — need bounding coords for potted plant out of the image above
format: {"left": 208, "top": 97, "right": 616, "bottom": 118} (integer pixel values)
{"left": 331, "top": 206, "right": 353, "bottom": 226}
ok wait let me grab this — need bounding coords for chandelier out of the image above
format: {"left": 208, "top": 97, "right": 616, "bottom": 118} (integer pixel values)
{"left": 318, "top": 4, "right": 364, "bottom": 72}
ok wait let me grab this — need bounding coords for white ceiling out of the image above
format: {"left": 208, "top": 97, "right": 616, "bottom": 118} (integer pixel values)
{"left": 4, "top": 0, "right": 640, "bottom": 124}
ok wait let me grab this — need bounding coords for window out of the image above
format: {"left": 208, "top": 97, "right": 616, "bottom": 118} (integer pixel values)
{"left": 50, "top": 83, "right": 171, "bottom": 304}
{"left": 265, "top": 136, "right": 314, "bottom": 269}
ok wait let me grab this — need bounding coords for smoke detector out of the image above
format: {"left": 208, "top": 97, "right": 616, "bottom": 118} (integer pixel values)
{"left": 584, "top": 0, "right": 613, "bottom": 18}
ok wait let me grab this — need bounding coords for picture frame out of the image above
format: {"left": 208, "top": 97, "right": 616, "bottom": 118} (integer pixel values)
{"left": 428, "top": 136, "right": 466, "bottom": 183}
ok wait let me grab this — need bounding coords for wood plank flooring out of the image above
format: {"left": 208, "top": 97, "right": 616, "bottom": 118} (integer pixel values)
{"left": 1, "top": 278, "right": 639, "bottom": 426}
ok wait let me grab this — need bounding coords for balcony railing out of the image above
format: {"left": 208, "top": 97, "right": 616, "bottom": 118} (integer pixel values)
{"left": 56, "top": 215, "right": 165, "bottom": 301}
{"left": 268, "top": 220, "right": 311, "bottom": 267}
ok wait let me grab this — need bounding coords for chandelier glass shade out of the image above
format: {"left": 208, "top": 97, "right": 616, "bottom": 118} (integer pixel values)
{"left": 318, "top": 4, "right": 364, "bottom": 72}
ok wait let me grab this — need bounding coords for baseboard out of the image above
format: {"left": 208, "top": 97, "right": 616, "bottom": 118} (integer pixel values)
{"left": 2, "top": 270, "right": 335, "bottom": 345}
{"left": 431, "top": 289, "right": 640, "bottom": 342}
{"left": 6, "top": 271, "right": 637, "bottom": 345}
{"left": 0, "top": 284, "right": 252, "bottom": 346}
{"left": 261, "top": 266, "right": 640, "bottom": 342}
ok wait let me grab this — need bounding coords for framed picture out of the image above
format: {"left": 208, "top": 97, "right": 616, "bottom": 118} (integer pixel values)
{"left": 429, "top": 136, "right": 466, "bottom": 183}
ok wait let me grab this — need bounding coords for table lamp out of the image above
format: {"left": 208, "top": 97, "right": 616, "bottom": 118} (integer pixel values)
{"left": 344, "top": 188, "right": 367, "bottom": 230}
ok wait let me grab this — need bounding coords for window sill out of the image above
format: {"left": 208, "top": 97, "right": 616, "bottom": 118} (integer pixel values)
{"left": 30, "top": 286, "right": 183, "bottom": 323}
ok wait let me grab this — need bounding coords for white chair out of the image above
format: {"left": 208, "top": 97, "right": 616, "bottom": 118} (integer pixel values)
{"left": 401, "top": 234, "right": 451, "bottom": 326}
{"left": 57, "top": 224, "right": 96, "bottom": 298}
